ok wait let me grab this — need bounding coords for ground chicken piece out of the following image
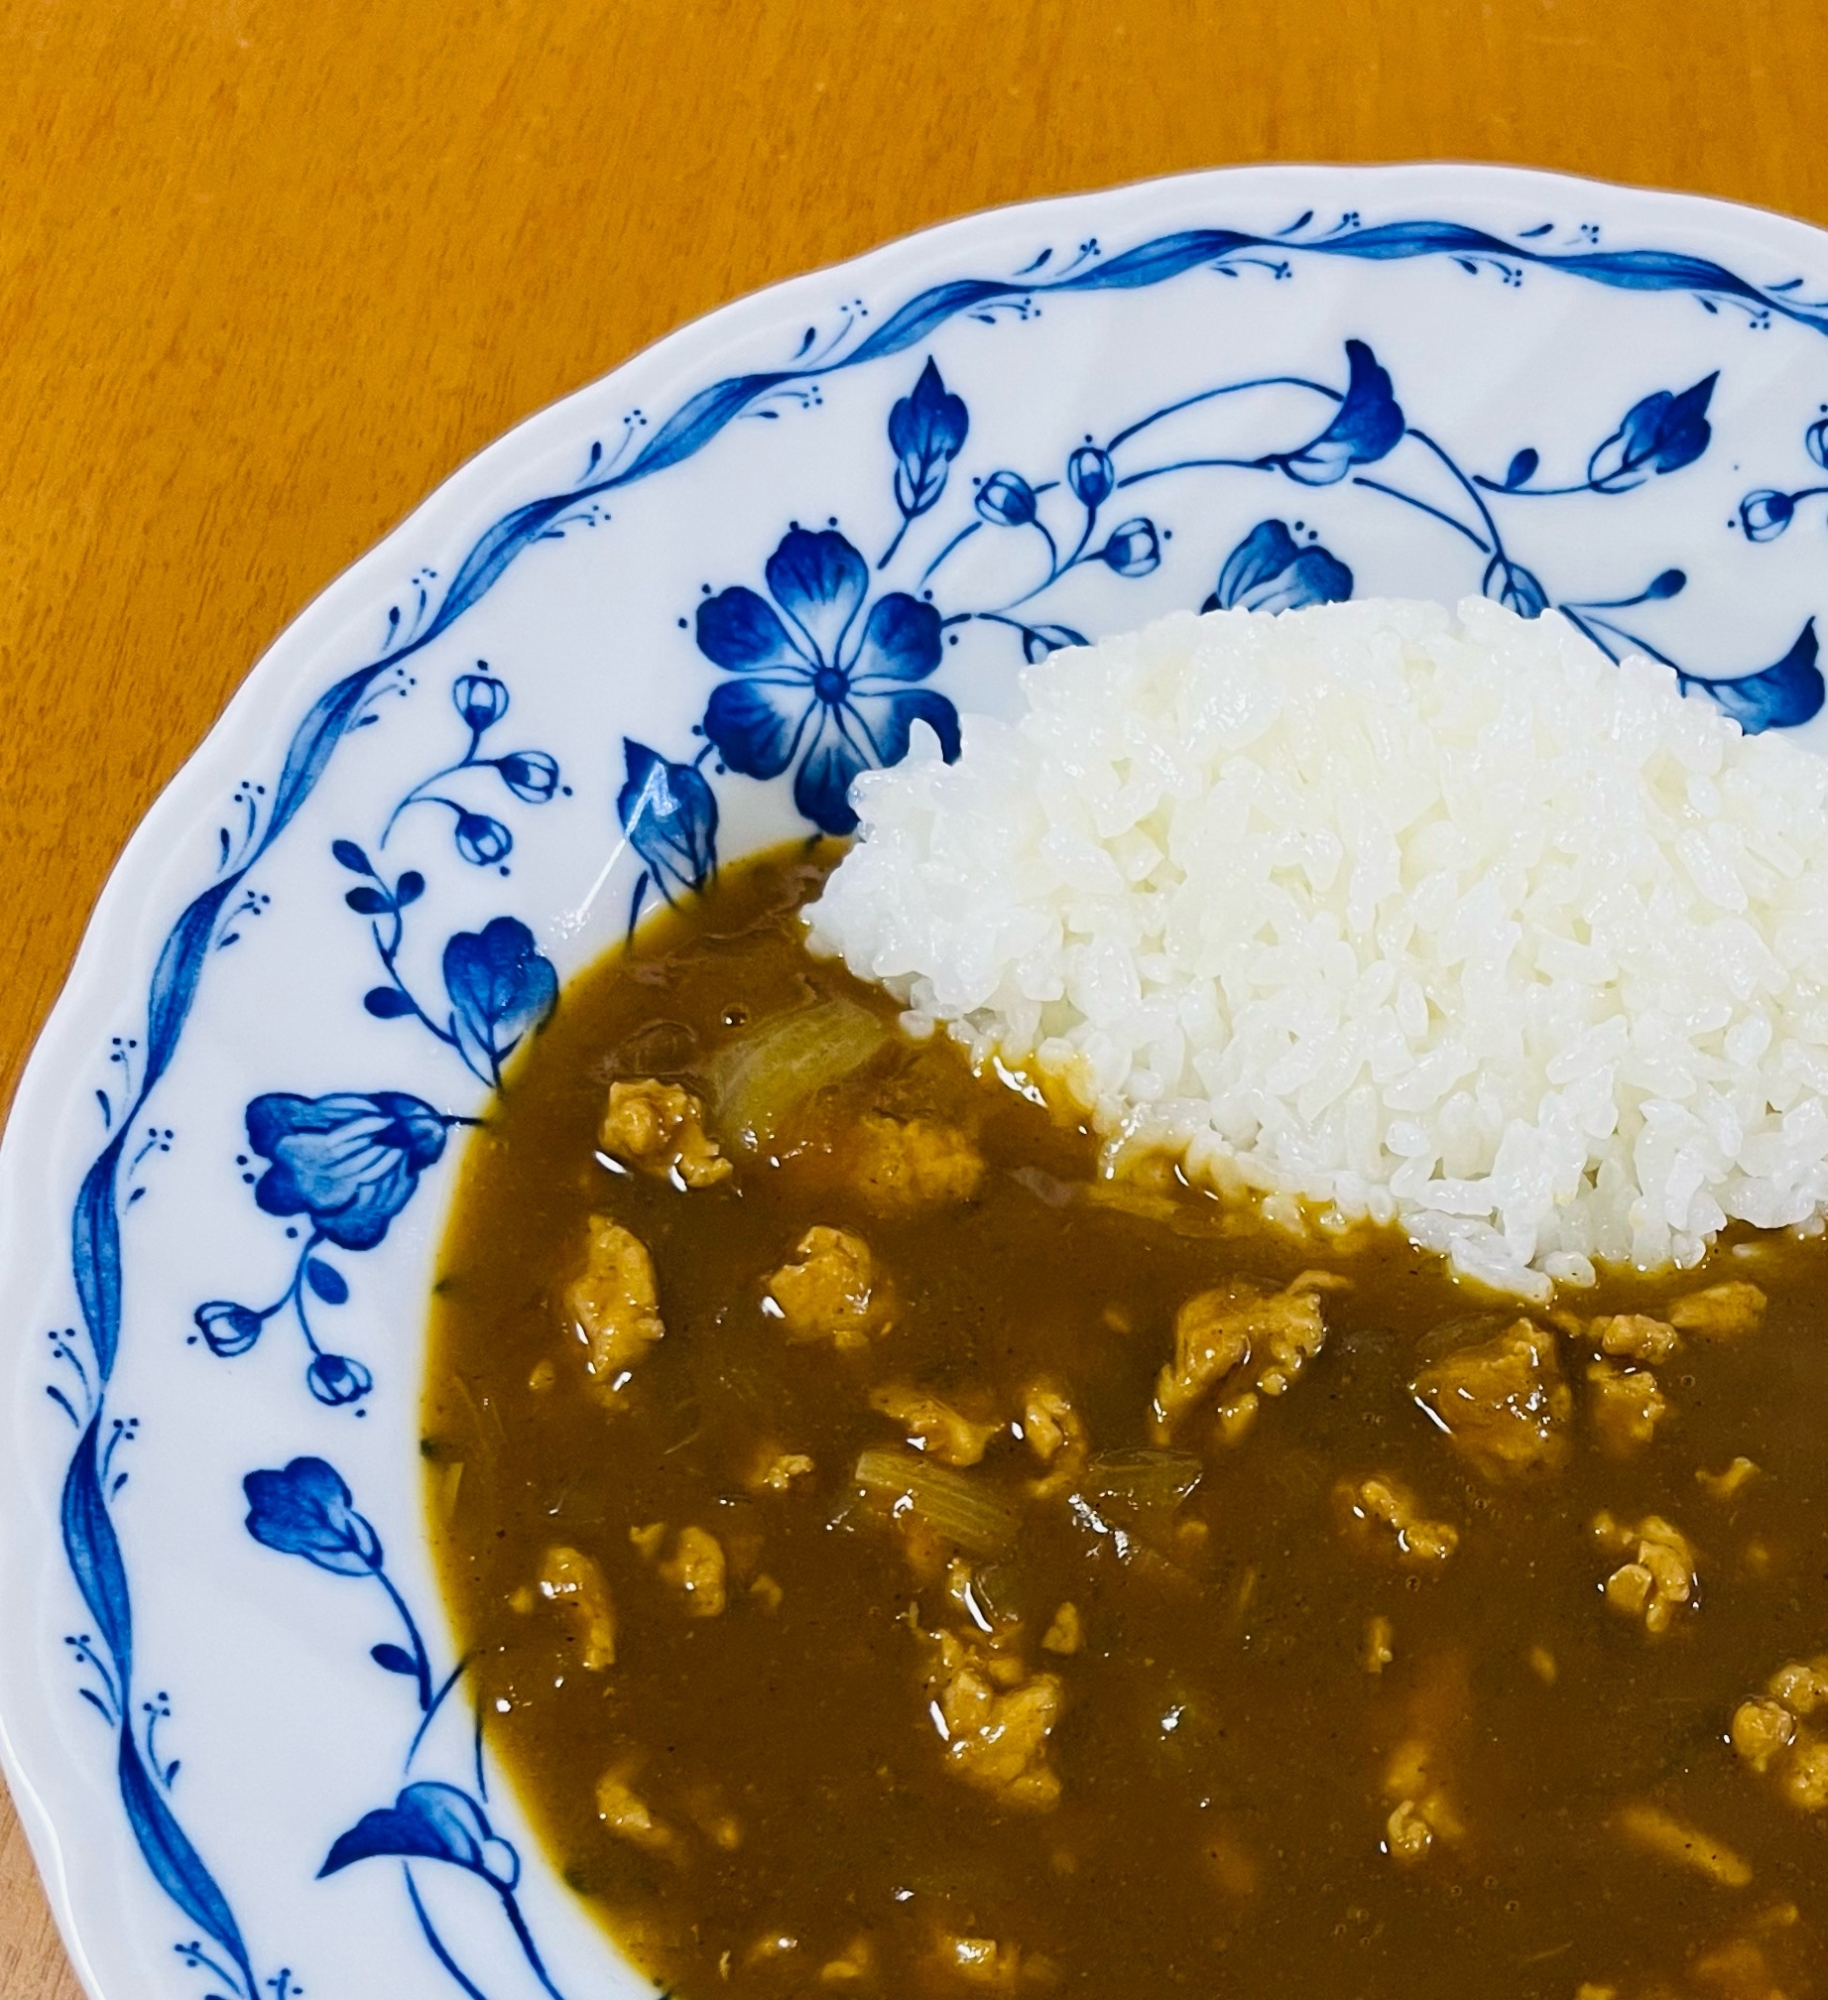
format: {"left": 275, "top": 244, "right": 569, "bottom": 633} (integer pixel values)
{"left": 853, "top": 1112, "right": 984, "bottom": 1215}
{"left": 1593, "top": 1512, "right": 1697, "bottom": 1636}
{"left": 1337, "top": 1475, "right": 1459, "bottom": 1564}
{"left": 1614, "top": 1802, "right": 1751, "bottom": 1886}
{"left": 927, "top": 1629, "right": 1063, "bottom": 1809}
{"left": 1668, "top": 1281, "right": 1767, "bottom": 1341}
{"left": 1150, "top": 1278, "right": 1326, "bottom": 1440}
{"left": 749, "top": 1574, "right": 784, "bottom": 1613}
{"left": 1698, "top": 1457, "right": 1760, "bottom": 1502}
{"left": 1021, "top": 1379, "right": 1089, "bottom": 1496}
{"left": 1381, "top": 1737, "right": 1463, "bottom": 1861}
{"left": 595, "top": 1772, "right": 677, "bottom": 1854}
{"left": 1586, "top": 1360, "right": 1668, "bottom": 1457}
{"left": 765, "top": 1226, "right": 888, "bottom": 1349}
{"left": 1041, "top": 1604, "right": 1081, "bottom": 1655}
{"left": 657, "top": 1526, "right": 727, "bottom": 1617}
{"left": 749, "top": 1449, "right": 816, "bottom": 1492}
{"left": 1591, "top": 1312, "right": 1681, "bottom": 1363}
{"left": 535, "top": 1545, "right": 616, "bottom": 1669}
{"left": 934, "top": 1936, "right": 1056, "bottom": 1988}
{"left": 567, "top": 1217, "right": 665, "bottom": 1406}
{"left": 871, "top": 1384, "right": 1003, "bottom": 1467}
{"left": 599, "top": 1078, "right": 732, "bottom": 1188}
{"left": 1731, "top": 1655, "right": 1828, "bottom": 1810}
{"left": 1411, "top": 1319, "right": 1570, "bottom": 1478}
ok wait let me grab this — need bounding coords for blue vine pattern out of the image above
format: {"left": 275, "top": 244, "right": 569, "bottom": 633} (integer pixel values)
{"left": 242, "top": 1458, "right": 567, "bottom": 1998}
{"left": 37, "top": 199, "right": 1828, "bottom": 1999}
{"left": 190, "top": 1095, "right": 476, "bottom": 1409}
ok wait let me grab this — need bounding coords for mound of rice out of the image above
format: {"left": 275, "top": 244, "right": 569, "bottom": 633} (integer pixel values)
{"left": 806, "top": 597, "right": 1828, "bottom": 1300}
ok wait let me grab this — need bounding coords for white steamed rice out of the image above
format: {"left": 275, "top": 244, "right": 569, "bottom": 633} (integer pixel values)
{"left": 805, "top": 597, "right": 1828, "bottom": 1300}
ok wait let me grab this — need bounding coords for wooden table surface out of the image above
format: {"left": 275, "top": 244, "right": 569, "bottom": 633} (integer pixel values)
{"left": 4, "top": 0, "right": 1827, "bottom": 1991}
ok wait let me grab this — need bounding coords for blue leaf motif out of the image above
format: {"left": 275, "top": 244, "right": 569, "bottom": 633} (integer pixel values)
{"left": 305, "top": 1257, "right": 349, "bottom": 1306}
{"left": 443, "top": 918, "right": 559, "bottom": 1084}
{"left": 332, "top": 839, "right": 372, "bottom": 874}
{"left": 1502, "top": 448, "right": 1540, "bottom": 490}
{"left": 1586, "top": 374, "right": 1717, "bottom": 492}
{"left": 1270, "top": 340, "right": 1405, "bottom": 486}
{"left": 371, "top": 1642, "right": 420, "bottom": 1677}
{"left": 1208, "top": 520, "right": 1354, "bottom": 613}
{"left": 243, "top": 1456, "right": 381, "bottom": 1575}
{"left": 887, "top": 358, "right": 969, "bottom": 522}
{"left": 617, "top": 741, "right": 719, "bottom": 902}
{"left": 321, "top": 1782, "right": 520, "bottom": 1891}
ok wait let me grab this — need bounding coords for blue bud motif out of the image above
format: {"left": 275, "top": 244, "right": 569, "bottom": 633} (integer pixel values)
{"left": 1809, "top": 417, "right": 1828, "bottom": 474}
{"left": 976, "top": 472, "right": 1039, "bottom": 528}
{"left": 1740, "top": 490, "right": 1796, "bottom": 543}
{"left": 1099, "top": 517, "right": 1161, "bottom": 578}
{"left": 307, "top": 1353, "right": 374, "bottom": 1407}
{"left": 1067, "top": 445, "right": 1115, "bottom": 509}
{"left": 454, "top": 812, "right": 512, "bottom": 866}
{"left": 452, "top": 672, "right": 509, "bottom": 733}
{"left": 1484, "top": 555, "right": 1548, "bottom": 620}
{"left": 495, "top": 750, "right": 560, "bottom": 803}
{"left": 192, "top": 1300, "right": 264, "bottom": 1357}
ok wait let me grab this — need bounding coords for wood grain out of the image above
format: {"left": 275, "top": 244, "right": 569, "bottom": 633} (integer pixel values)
{"left": 3, "top": 0, "right": 1825, "bottom": 1990}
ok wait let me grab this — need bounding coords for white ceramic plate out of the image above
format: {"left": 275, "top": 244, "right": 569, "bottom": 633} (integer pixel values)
{"left": 5, "top": 163, "right": 1828, "bottom": 2000}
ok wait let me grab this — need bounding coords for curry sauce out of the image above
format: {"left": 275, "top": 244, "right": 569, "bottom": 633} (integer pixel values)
{"left": 427, "top": 844, "right": 1828, "bottom": 2000}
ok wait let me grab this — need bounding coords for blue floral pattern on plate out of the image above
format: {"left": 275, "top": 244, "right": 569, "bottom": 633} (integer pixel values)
{"left": 9, "top": 167, "right": 1828, "bottom": 2000}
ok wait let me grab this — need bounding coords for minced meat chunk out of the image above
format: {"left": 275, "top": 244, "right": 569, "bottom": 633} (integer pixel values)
{"left": 1731, "top": 1656, "right": 1828, "bottom": 1810}
{"left": 1668, "top": 1281, "right": 1767, "bottom": 1341}
{"left": 1590, "top": 1312, "right": 1681, "bottom": 1363}
{"left": 871, "top": 1384, "right": 1002, "bottom": 1467}
{"left": 658, "top": 1526, "right": 727, "bottom": 1618}
{"left": 1021, "top": 1379, "right": 1089, "bottom": 1496}
{"left": 1337, "top": 1474, "right": 1458, "bottom": 1564}
{"left": 1593, "top": 1512, "right": 1697, "bottom": 1637}
{"left": 1697, "top": 1456, "right": 1760, "bottom": 1503}
{"left": 566, "top": 1216, "right": 665, "bottom": 1406}
{"left": 595, "top": 1771, "right": 678, "bottom": 1855}
{"left": 926, "top": 1629, "right": 1063, "bottom": 1810}
{"left": 749, "top": 1449, "right": 816, "bottom": 1493}
{"left": 1382, "top": 1736, "right": 1462, "bottom": 1862}
{"left": 854, "top": 1112, "right": 984, "bottom": 1215}
{"left": 534, "top": 1544, "right": 616, "bottom": 1669}
{"left": 1586, "top": 1360, "right": 1668, "bottom": 1457}
{"left": 765, "top": 1226, "right": 889, "bottom": 1348}
{"left": 1411, "top": 1318, "right": 1570, "bottom": 1478}
{"left": 1150, "top": 1277, "right": 1328, "bottom": 1441}
{"left": 599, "top": 1078, "right": 731, "bottom": 1188}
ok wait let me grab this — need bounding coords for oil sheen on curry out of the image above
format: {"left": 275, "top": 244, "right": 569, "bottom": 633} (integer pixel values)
{"left": 427, "top": 845, "right": 1828, "bottom": 2000}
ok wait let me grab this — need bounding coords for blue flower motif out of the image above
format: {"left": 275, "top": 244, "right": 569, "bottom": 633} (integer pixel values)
{"left": 1268, "top": 340, "right": 1405, "bottom": 486}
{"left": 321, "top": 1782, "right": 520, "bottom": 1891}
{"left": 888, "top": 358, "right": 969, "bottom": 523}
{"left": 1586, "top": 374, "right": 1717, "bottom": 492}
{"left": 442, "top": 916, "right": 559, "bottom": 1083}
{"left": 307, "top": 1353, "right": 375, "bottom": 1407}
{"left": 243, "top": 1457, "right": 381, "bottom": 1575}
{"left": 618, "top": 739, "right": 719, "bottom": 902}
{"left": 246, "top": 1091, "right": 451, "bottom": 1251}
{"left": 1098, "top": 517, "right": 1161, "bottom": 577}
{"left": 1206, "top": 519, "right": 1353, "bottom": 613}
{"left": 1483, "top": 554, "right": 1549, "bottom": 619}
{"left": 192, "top": 1300, "right": 263, "bottom": 1357}
{"left": 697, "top": 526, "right": 960, "bottom": 835}
{"left": 1680, "top": 621, "right": 1822, "bottom": 734}
{"left": 1809, "top": 417, "right": 1828, "bottom": 473}
{"left": 1068, "top": 445, "right": 1115, "bottom": 509}
{"left": 493, "top": 750, "right": 560, "bottom": 803}
{"left": 975, "top": 472, "right": 1039, "bottom": 527}
{"left": 453, "top": 811, "right": 512, "bottom": 866}
{"left": 1740, "top": 489, "right": 1796, "bottom": 542}
{"left": 452, "top": 672, "right": 509, "bottom": 733}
